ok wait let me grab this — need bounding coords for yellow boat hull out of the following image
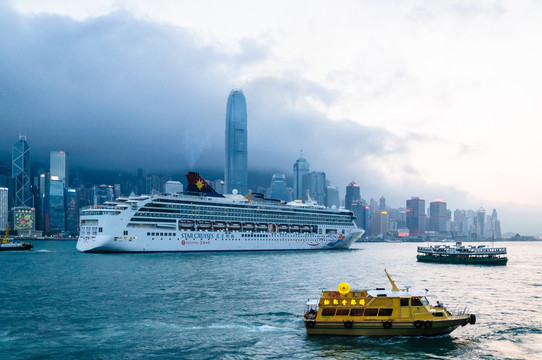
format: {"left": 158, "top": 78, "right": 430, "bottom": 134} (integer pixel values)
{"left": 305, "top": 316, "right": 471, "bottom": 336}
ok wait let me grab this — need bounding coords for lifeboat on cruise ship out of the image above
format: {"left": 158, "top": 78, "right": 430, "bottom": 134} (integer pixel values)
{"left": 255, "top": 223, "right": 267, "bottom": 231}
{"left": 242, "top": 223, "right": 254, "bottom": 231}
{"left": 278, "top": 224, "right": 289, "bottom": 232}
{"left": 197, "top": 220, "right": 212, "bottom": 230}
{"left": 180, "top": 220, "right": 195, "bottom": 229}
{"left": 290, "top": 224, "right": 300, "bottom": 232}
{"left": 228, "top": 222, "right": 241, "bottom": 231}
{"left": 213, "top": 221, "right": 226, "bottom": 230}
{"left": 301, "top": 225, "right": 311, "bottom": 232}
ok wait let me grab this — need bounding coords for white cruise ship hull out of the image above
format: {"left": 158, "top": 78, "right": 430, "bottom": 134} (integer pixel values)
{"left": 76, "top": 229, "right": 363, "bottom": 253}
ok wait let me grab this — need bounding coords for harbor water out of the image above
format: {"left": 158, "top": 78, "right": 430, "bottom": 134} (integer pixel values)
{"left": 1, "top": 241, "right": 541, "bottom": 359}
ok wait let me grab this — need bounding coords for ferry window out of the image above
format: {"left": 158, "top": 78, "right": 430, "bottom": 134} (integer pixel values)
{"left": 400, "top": 298, "right": 409, "bottom": 306}
{"left": 322, "top": 308, "right": 336, "bottom": 316}
{"left": 147, "top": 232, "right": 150, "bottom": 236}
{"left": 378, "top": 308, "right": 393, "bottom": 316}
{"left": 336, "top": 309, "right": 349, "bottom": 316}
{"left": 364, "top": 308, "right": 378, "bottom": 316}
{"left": 421, "top": 297, "right": 429, "bottom": 306}
{"left": 350, "top": 308, "right": 364, "bottom": 316}
{"left": 411, "top": 297, "right": 423, "bottom": 306}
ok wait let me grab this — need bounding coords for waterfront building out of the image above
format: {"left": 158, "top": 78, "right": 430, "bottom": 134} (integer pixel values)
{"left": 429, "top": 200, "right": 448, "bottom": 233}
{"left": 345, "top": 181, "right": 361, "bottom": 210}
{"left": 12, "top": 206, "right": 35, "bottom": 231}
{"left": 50, "top": 151, "right": 69, "bottom": 187}
{"left": 370, "top": 211, "right": 389, "bottom": 236}
{"left": 302, "top": 171, "right": 326, "bottom": 205}
{"left": 164, "top": 181, "right": 183, "bottom": 194}
{"left": 0, "top": 187, "right": 8, "bottom": 229}
{"left": 293, "top": 154, "right": 310, "bottom": 200}
{"left": 225, "top": 89, "right": 248, "bottom": 195}
{"left": 326, "top": 186, "right": 340, "bottom": 208}
{"left": 269, "top": 174, "right": 288, "bottom": 202}
{"left": 12, "top": 136, "right": 33, "bottom": 208}
{"left": 406, "top": 196, "right": 426, "bottom": 236}
{"left": 65, "top": 188, "right": 78, "bottom": 235}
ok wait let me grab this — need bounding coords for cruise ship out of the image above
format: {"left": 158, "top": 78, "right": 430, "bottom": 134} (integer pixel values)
{"left": 76, "top": 172, "right": 364, "bottom": 252}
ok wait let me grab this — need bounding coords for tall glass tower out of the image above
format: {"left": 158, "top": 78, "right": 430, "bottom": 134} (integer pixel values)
{"left": 225, "top": 90, "right": 248, "bottom": 195}
{"left": 12, "top": 136, "right": 33, "bottom": 207}
{"left": 50, "top": 150, "right": 69, "bottom": 187}
{"left": 293, "top": 153, "right": 309, "bottom": 200}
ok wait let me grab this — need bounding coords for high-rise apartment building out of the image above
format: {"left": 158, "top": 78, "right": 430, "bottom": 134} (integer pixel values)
{"left": 406, "top": 196, "right": 426, "bottom": 236}
{"left": 12, "top": 136, "right": 32, "bottom": 208}
{"left": 225, "top": 90, "right": 248, "bottom": 195}
{"left": 370, "top": 211, "right": 389, "bottom": 236}
{"left": 293, "top": 154, "right": 309, "bottom": 200}
{"left": 345, "top": 181, "right": 361, "bottom": 210}
{"left": 429, "top": 200, "right": 448, "bottom": 233}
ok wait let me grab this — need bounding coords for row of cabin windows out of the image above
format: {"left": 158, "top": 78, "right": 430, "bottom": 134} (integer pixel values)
{"left": 147, "top": 232, "right": 176, "bottom": 237}
{"left": 322, "top": 308, "right": 393, "bottom": 317}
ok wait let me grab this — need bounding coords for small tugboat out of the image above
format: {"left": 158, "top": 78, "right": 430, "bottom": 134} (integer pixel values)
{"left": 0, "top": 226, "right": 33, "bottom": 251}
{"left": 417, "top": 241, "right": 507, "bottom": 265}
{"left": 303, "top": 270, "right": 476, "bottom": 336}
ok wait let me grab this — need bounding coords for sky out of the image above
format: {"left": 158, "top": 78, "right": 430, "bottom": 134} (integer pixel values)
{"left": 1, "top": 0, "right": 541, "bottom": 235}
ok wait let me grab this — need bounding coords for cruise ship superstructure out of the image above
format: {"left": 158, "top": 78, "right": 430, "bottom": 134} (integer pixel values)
{"left": 76, "top": 172, "right": 364, "bottom": 253}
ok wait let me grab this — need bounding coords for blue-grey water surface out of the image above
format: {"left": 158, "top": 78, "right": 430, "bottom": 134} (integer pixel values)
{"left": 1, "top": 241, "right": 541, "bottom": 359}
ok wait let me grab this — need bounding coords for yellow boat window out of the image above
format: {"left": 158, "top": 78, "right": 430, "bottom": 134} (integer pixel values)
{"left": 378, "top": 308, "right": 393, "bottom": 316}
{"left": 350, "top": 308, "right": 364, "bottom": 316}
{"left": 322, "top": 308, "right": 336, "bottom": 316}
{"left": 364, "top": 308, "right": 378, "bottom": 316}
{"left": 336, "top": 309, "right": 349, "bottom": 316}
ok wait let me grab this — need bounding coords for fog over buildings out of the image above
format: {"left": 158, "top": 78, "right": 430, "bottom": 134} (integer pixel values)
{"left": 1, "top": 1, "right": 541, "bottom": 235}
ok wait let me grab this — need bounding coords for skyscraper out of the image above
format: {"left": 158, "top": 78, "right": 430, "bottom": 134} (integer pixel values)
{"left": 225, "top": 89, "right": 248, "bottom": 195}
{"left": 345, "top": 181, "right": 361, "bottom": 210}
{"left": 50, "top": 151, "right": 69, "bottom": 187}
{"left": 406, "top": 196, "right": 426, "bottom": 236}
{"left": 293, "top": 153, "right": 309, "bottom": 200}
{"left": 45, "top": 175, "right": 65, "bottom": 233}
{"left": 326, "top": 186, "right": 340, "bottom": 208}
{"left": 302, "top": 171, "right": 326, "bottom": 205}
{"left": 429, "top": 200, "right": 448, "bottom": 233}
{"left": 269, "top": 173, "right": 288, "bottom": 201}
{"left": 12, "top": 136, "right": 32, "bottom": 207}
{"left": 0, "top": 187, "right": 8, "bottom": 229}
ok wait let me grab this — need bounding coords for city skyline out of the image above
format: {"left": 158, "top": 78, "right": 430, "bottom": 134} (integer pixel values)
{"left": 1, "top": 1, "right": 541, "bottom": 234}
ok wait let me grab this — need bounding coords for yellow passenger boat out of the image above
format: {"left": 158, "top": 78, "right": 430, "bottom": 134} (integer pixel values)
{"left": 303, "top": 270, "right": 476, "bottom": 336}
